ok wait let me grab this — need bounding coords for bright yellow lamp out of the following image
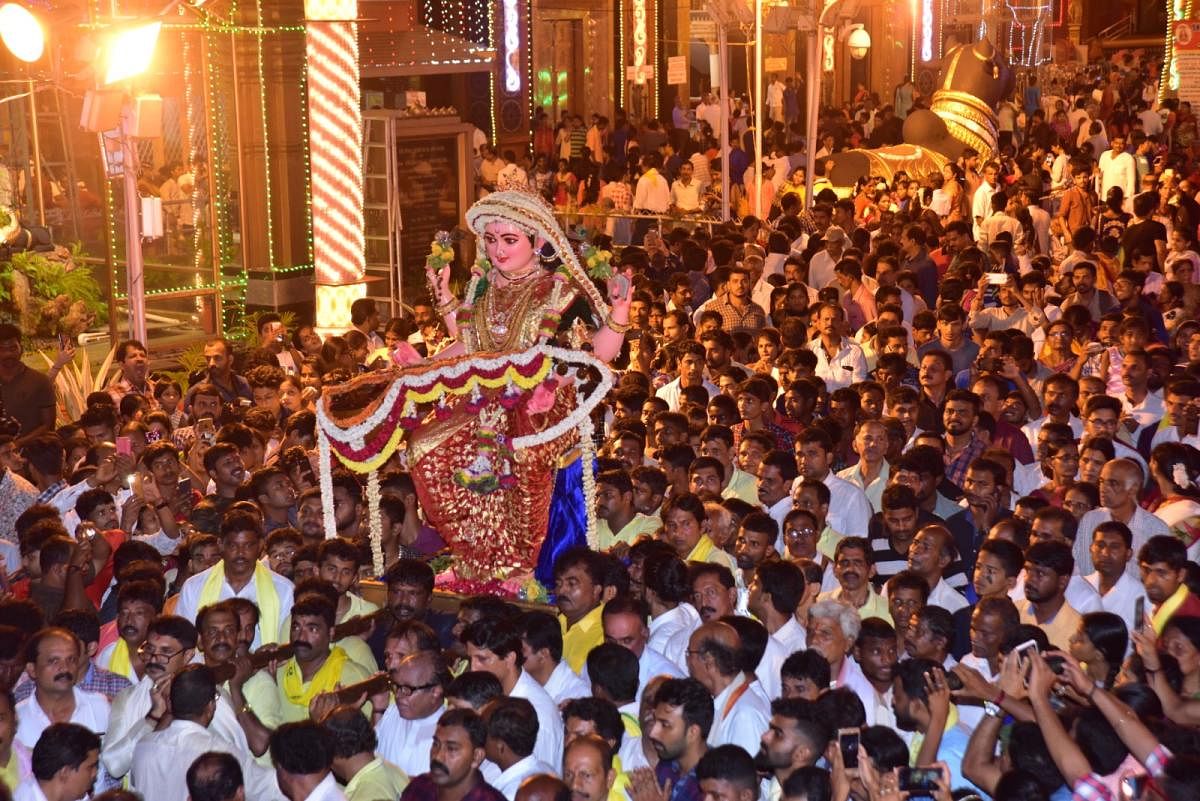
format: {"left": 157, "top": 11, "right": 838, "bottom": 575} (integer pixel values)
{"left": 103, "top": 21, "right": 161, "bottom": 84}
{"left": 0, "top": 3, "right": 45, "bottom": 62}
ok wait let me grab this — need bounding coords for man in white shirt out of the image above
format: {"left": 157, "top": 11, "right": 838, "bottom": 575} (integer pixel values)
{"left": 271, "top": 720, "right": 348, "bottom": 801}
{"left": 1137, "top": 104, "right": 1163, "bottom": 136}
{"left": 463, "top": 619, "right": 563, "bottom": 771}
{"left": 696, "top": 92, "right": 723, "bottom": 136}
{"left": 749, "top": 560, "right": 808, "bottom": 700}
{"left": 175, "top": 511, "right": 295, "bottom": 649}
{"left": 686, "top": 622, "right": 769, "bottom": 753}
{"left": 806, "top": 303, "right": 868, "bottom": 391}
{"left": 1074, "top": 459, "right": 1171, "bottom": 576}
{"left": 904, "top": 526, "right": 968, "bottom": 614}
{"left": 496, "top": 151, "right": 529, "bottom": 192}
{"left": 655, "top": 342, "right": 718, "bottom": 412}
{"left": 13, "top": 722, "right": 100, "bottom": 801}
{"left": 376, "top": 652, "right": 448, "bottom": 778}
{"left": 807, "top": 226, "right": 847, "bottom": 290}
{"left": 518, "top": 611, "right": 590, "bottom": 705}
{"left": 805, "top": 600, "right": 880, "bottom": 723}
{"left": 16, "top": 630, "right": 110, "bottom": 754}
{"left": 766, "top": 76, "right": 785, "bottom": 122}
{"left": 644, "top": 553, "right": 701, "bottom": 671}
{"left": 482, "top": 698, "right": 555, "bottom": 800}
{"left": 971, "top": 162, "right": 999, "bottom": 242}
{"left": 1083, "top": 520, "right": 1151, "bottom": 633}
{"left": 130, "top": 665, "right": 282, "bottom": 801}
{"left": 103, "top": 615, "right": 248, "bottom": 781}
{"left": 582, "top": 598, "right": 684, "bottom": 701}
{"left": 1097, "top": 134, "right": 1136, "bottom": 212}
{"left": 670, "top": 163, "right": 702, "bottom": 214}
{"left": 633, "top": 153, "right": 670, "bottom": 215}
{"left": 794, "top": 430, "right": 872, "bottom": 544}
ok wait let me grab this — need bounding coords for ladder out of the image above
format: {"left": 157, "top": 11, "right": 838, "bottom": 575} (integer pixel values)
{"left": 362, "top": 115, "right": 399, "bottom": 317}
{"left": 31, "top": 83, "right": 81, "bottom": 243}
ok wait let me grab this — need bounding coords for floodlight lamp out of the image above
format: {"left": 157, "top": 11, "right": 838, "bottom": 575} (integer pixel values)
{"left": 0, "top": 3, "right": 45, "bottom": 62}
{"left": 103, "top": 21, "right": 161, "bottom": 85}
{"left": 847, "top": 25, "right": 871, "bottom": 59}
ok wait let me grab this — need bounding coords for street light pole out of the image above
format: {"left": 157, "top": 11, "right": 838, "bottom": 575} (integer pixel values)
{"left": 718, "top": 24, "right": 730, "bottom": 221}
{"left": 120, "top": 102, "right": 147, "bottom": 344}
{"left": 803, "top": 27, "right": 819, "bottom": 209}
{"left": 752, "top": 0, "right": 762, "bottom": 219}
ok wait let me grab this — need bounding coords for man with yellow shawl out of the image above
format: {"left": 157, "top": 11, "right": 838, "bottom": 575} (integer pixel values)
{"left": 274, "top": 594, "right": 371, "bottom": 723}
{"left": 175, "top": 510, "right": 294, "bottom": 649}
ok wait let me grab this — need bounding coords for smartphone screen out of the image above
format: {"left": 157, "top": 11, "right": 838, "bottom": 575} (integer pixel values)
{"left": 898, "top": 767, "right": 943, "bottom": 793}
{"left": 1134, "top": 597, "right": 1145, "bottom": 632}
{"left": 116, "top": 436, "right": 132, "bottom": 457}
{"left": 838, "top": 729, "right": 859, "bottom": 769}
{"left": 177, "top": 477, "right": 192, "bottom": 497}
{"left": 197, "top": 418, "right": 215, "bottom": 446}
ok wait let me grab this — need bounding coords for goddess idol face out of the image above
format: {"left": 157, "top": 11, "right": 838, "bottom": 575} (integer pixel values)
{"left": 483, "top": 221, "right": 546, "bottom": 277}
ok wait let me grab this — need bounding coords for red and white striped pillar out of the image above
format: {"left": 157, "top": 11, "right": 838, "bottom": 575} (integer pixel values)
{"left": 305, "top": 0, "right": 366, "bottom": 335}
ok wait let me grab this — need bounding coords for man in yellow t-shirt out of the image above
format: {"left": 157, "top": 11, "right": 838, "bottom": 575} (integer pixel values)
{"left": 595, "top": 470, "right": 661, "bottom": 551}
{"left": 320, "top": 704, "right": 408, "bottom": 801}
{"left": 281, "top": 539, "right": 379, "bottom": 673}
{"left": 664, "top": 492, "right": 737, "bottom": 573}
{"left": 555, "top": 549, "right": 607, "bottom": 673}
{"left": 275, "top": 594, "right": 369, "bottom": 723}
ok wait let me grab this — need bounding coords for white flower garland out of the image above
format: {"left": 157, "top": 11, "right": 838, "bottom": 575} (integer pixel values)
{"left": 578, "top": 411, "right": 599, "bottom": 550}
{"left": 317, "top": 428, "right": 338, "bottom": 539}
{"left": 367, "top": 470, "right": 384, "bottom": 575}
{"left": 314, "top": 345, "right": 552, "bottom": 445}
{"left": 314, "top": 374, "right": 407, "bottom": 445}
{"left": 510, "top": 345, "right": 613, "bottom": 450}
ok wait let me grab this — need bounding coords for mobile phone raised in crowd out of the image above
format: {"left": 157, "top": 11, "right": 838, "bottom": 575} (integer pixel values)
{"left": 197, "top": 418, "right": 216, "bottom": 446}
{"left": 1013, "top": 639, "right": 1039, "bottom": 657}
{"left": 1134, "top": 597, "right": 1145, "bottom": 632}
{"left": 837, "top": 728, "right": 860, "bottom": 770}
{"left": 116, "top": 436, "right": 132, "bottom": 457}
{"left": 1120, "top": 774, "right": 1148, "bottom": 800}
{"left": 177, "top": 477, "right": 192, "bottom": 497}
{"left": 898, "top": 766, "right": 945, "bottom": 795}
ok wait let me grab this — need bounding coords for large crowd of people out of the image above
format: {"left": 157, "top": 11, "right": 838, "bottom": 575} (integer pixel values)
{"left": 0, "top": 44, "right": 1197, "bottom": 801}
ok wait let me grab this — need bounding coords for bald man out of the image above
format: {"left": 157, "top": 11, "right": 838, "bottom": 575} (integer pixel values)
{"left": 515, "top": 774, "right": 570, "bottom": 801}
{"left": 563, "top": 735, "right": 617, "bottom": 801}
{"left": 684, "top": 622, "right": 769, "bottom": 756}
{"left": 1075, "top": 458, "right": 1170, "bottom": 576}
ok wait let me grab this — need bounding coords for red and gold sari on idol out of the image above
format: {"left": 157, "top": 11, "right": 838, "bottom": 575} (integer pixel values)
{"left": 317, "top": 271, "right": 609, "bottom": 578}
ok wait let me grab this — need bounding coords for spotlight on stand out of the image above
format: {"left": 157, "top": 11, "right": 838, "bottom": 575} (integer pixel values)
{"left": 0, "top": 3, "right": 45, "bottom": 62}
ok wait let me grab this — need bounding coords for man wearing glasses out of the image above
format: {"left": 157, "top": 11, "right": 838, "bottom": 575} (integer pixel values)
{"left": 376, "top": 650, "right": 451, "bottom": 779}
{"left": 97, "top": 616, "right": 211, "bottom": 783}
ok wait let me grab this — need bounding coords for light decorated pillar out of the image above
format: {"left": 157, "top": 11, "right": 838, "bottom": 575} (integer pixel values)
{"left": 305, "top": 0, "right": 366, "bottom": 335}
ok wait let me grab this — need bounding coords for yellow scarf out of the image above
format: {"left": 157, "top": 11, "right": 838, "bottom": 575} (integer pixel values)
{"left": 280, "top": 646, "right": 349, "bottom": 708}
{"left": 109, "top": 638, "right": 133, "bottom": 679}
{"left": 1153, "top": 584, "right": 1191, "bottom": 634}
{"left": 199, "top": 561, "right": 283, "bottom": 644}
{"left": 620, "top": 711, "right": 641, "bottom": 738}
{"left": 908, "top": 704, "right": 960, "bottom": 766}
{"left": 686, "top": 535, "right": 716, "bottom": 563}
